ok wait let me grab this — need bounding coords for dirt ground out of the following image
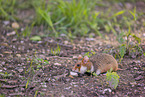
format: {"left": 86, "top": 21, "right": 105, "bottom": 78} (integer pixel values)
{"left": 0, "top": 30, "right": 145, "bottom": 96}
{"left": 0, "top": 1, "right": 145, "bottom": 97}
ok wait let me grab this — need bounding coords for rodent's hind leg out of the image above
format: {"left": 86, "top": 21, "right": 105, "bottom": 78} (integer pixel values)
{"left": 84, "top": 72, "right": 92, "bottom": 76}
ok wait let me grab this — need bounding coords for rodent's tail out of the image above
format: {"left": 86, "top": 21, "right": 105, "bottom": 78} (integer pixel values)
{"left": 117, "top": 68, "right": 123, "bottom": 70}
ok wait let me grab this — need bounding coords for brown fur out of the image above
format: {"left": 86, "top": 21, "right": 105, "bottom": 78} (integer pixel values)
{"left": 72, "top": 53, "right": 119, "bottom": 74}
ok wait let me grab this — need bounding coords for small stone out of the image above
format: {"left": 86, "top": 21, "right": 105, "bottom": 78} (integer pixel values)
{"left": 60, "top": 33, "right": 66, "bottom": 37}
{"left": 103, "top": 88, "right": 112, "bottom": 94}
{"left": 65, "top": 87, "right": 71, "bottom": 90}
{"left": 12, "top": 22, "right": 19, "bottom": 29}
{"left": 143, "top": 33, "right": 145, "bottom": 37}
{"left": 135, "top": 75, "right": 143, "bottom": 81}
{"left": 3, "top": 21, "right": 10, "bottom": 25}
{"left": 16, "top": 54, "right": 21, "bottom": 57}
{"left": 18, "top": 68, "right": 23, "bottom": 73}
{"left": 54, "top": 63, "right": 61, "bottom": 66}
{"left": 80, "top": 81, "right": 85, "bottom": 85}
{"left": 66, "top": 79, "right": 70, "bottom": 82}
{"left": 73, "top": 56, "right": 78, "bottom": 59}
{"left": 133, "top": 67, "right": 138, "bottom": 70}
{"left": 60, "top": 94, "right": 65, "bottom": 97}
{"left": 64, "top": 41, "right": 68, "bottom": 45}
{"left": 41, "top": 84, "right": 47, "bottom": 88}
{"left": 125, "top": 3, "right": 133, "bottom": 9}
{"left": 70, "top": 82, "right": 77, "bottom": 85}
{"left": 73, "top": 85, "right": 78, "bottom": 87}
{"left": 2, "top": 62, "right": 5, "bottom": 65}
{"left": 38, "top": 41, "right": 42, "bottom": 43}
{"left": 86, "top": 38, "right": 95, "bottom": 41}
{"left": 21, "top": 88, "right": 25, "bottom": 92}
{"left": 130, "top": 82, "right": 137, "bottom": 87}
{"left": 7, "top": 31, "right": 16, "bottom": 36}
{"left": 42, "top": 89, "right": 47, "bottom": 91}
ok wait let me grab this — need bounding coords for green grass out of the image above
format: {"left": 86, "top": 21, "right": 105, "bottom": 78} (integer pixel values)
{"left": 0, "top": 0, "right": 141, "bottom": 38}
{"left": 33, "top": 0, "right": 102, "bottom": 37}
{"left": 51, "top": 44, "right": 61, "bottom": 56}
{"left": 0, "top": 0, "right": 16, "bottom": 20}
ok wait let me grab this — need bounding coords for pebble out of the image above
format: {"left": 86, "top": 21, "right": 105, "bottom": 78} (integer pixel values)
{"left": 54, "top": 63, "right": 61, "bottom": 66}
{"left": 143, "top": 33, "right": 145, "bottom": 37}
{"left": 3, "top": 21, "right": 10, "bottom": 25}
{"left": 80, "top": 81, "right": 85, "bottom": 85}
{"left": 86, "top": 38, "right": 95, "bottom": 41}
{"left": 61, "top": 94, "right": 65, "bottom": 97}
{"left": 133, "top": 67, "right": 138, "bottom": 70}
{"left": 12, "top": 22, "right": 19, "bottom": 29}
{"left": 41, "top": 89, "right": 47, "bottom": 92}
{"left": 18, "top": 68, "right": 23, "bottom": 73}
{"left": 7, "top": 31, "right": 16, "bottom": 36}
{"left": 16, "top": 54, "right": 21, "bottom": 57}
{"left": 21, "top": 88, "right": 25, "bottom": 92}
{"left": 64, "top": 41, "right": 68, "bottom": 45}
{"left": 102, "top": 88, "right": 112, "bottom": 94}
{"left": 73, "top": 85, "right": 78, "bottom": 87}
{"left": 2, "top": 62, "right": 5, "bottom": 65}
{"left": 73, "top": 56, "right": 78, "bottom": 59}
{"left": 60, "top": 33, "right": 66, "bottom": 37}
{"left": 65, "top": 87, "right": 71, "bottom": 90}
{"left": 130, "top": 82, "right": 137, "bottom": 87}
{"left": 66, "top": 79, "right": 70, "bottom": 82}
{"left": 135, "top": 75, "right": 143, "bottom": 81}
{"left": 41, "top": 84, "right": 47, "bottom": 88}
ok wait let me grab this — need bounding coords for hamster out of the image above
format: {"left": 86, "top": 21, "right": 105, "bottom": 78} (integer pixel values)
{"left": 72, "top": 53, "right": 119, "bottom": 75}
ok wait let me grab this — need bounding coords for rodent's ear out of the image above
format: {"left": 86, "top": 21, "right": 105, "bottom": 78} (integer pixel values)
{"left": 83, "top": 56, "right": 89, "bottom": 64}
{"left": 78, "top": 55, "right": 83, "bottom": 60}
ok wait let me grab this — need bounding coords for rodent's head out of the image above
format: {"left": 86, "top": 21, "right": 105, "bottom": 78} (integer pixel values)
{"left": 72, "top": 55, "right": 89, "bottom": 73}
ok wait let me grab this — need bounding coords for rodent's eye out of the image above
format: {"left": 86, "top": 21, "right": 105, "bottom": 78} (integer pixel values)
{"left": 77, "top": 64, "right": 80, "bottom": 67}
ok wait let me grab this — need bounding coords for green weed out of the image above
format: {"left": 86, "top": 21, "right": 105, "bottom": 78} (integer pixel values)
{"left": 35, "top": 58, "right": 49, "bottom": 70}
{"left": 129, "top": 7, "right": 137, "bottom": 21}
{"left": 33, "top": 0, "right": 103, "bottom": 37}
{"left": 25, "top": 78, "right": 30, "bottom": 89}
{"left": 84, "top": 51, "right": 96, "bottom": 58}
{"left": 50, "top": 44, "right": 61, "bottom": 56}
{"left": 106, "top": 69, "right": 120, "bottom": 89}
{"left": 117, "top": 25, "right": 143, "bottom": 61}
{"left": 22, "top": 22, "right": 35, "bottom": 37}
{"left": 34, "top": 90, "right": 38, "bottom": 97}
{"left": 0, "top": 94, "right": 5, "bottom": 97}
{"left": 0, "top": 72, "right": 12, "bottom": 78}
{"left": 0, "top": 0, "right": 16, "bottom": 20}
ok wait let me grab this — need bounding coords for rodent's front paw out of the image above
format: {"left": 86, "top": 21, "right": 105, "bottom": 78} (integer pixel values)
{"left": 78, "top": 73, "right": 84, "bottom": 77}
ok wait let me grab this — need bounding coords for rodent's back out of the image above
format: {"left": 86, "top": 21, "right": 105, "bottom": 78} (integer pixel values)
{"left": 90, "top": 53, "right": 118, "bottom": 73}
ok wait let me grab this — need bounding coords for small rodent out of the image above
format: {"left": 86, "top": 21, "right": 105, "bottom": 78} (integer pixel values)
{"left": 72, "top": 53, "right": 120, "bottom": 75}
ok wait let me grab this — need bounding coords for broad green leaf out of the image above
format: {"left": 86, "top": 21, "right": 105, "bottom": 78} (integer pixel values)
{"left": 30, "top": 36, "right": 41, "bottom": 41}
{"left": 106, "top": 71, "right": 120, "bottom": 89}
